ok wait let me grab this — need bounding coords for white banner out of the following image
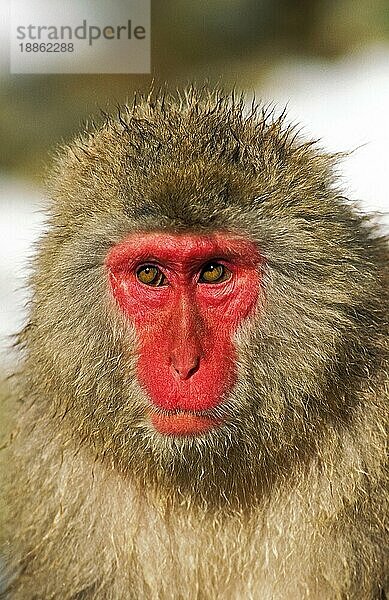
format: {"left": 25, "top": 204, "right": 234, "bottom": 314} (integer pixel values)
{"left": 10, "top": 0, "right": 150, "bottom": 74}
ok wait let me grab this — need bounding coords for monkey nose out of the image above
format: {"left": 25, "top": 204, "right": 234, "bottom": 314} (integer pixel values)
{"left": 170, "top": 353, "right": 200, "bottom": 380}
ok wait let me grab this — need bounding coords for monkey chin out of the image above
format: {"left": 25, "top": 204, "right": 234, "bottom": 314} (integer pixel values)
{"left": 148, "top": 409, "right": 223, "bottom": 436}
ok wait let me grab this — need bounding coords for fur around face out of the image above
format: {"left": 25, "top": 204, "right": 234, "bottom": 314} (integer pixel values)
{"left": 1, "top": 88, "right": 388, "bottom": 599}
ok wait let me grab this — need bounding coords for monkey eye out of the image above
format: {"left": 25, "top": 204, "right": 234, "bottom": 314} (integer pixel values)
{"left": 136, "top": 265, "right": 167, "bottom": 286}
{"left": 198, "top": 262, "right": 231, "bottom": 284}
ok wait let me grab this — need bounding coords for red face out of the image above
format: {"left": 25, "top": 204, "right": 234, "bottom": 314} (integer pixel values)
{"left": 106, "top": 233, "right": 261, "bottom": 436}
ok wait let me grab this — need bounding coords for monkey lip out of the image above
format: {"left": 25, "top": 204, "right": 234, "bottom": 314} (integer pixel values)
{"left": 148, "top": 409, "right": 222, "bottom": 436}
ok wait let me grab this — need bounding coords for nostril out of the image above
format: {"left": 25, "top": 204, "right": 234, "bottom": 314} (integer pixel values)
{"left": 171, "top": 356, "right": 200, "bottom": 380}
{"left": 185, "top": 357, "right": 200, "bottom": 379}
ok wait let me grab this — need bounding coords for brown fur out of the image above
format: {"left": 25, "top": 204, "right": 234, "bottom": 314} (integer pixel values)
{"left": 1, "top": 88, "right": 388, "bottom": 599}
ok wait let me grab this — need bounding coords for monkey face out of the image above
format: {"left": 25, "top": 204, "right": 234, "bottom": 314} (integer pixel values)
{"left": 106, "top": 232, "right": 261, "bottom": 436}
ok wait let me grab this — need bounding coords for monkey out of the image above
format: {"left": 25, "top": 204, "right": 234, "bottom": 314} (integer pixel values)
{"left": 0, "top": 87, "right": 388, "bottom": 600}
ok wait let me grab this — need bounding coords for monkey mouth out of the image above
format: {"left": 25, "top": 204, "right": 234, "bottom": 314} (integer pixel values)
{"left": 147, "top": 408, "right": 223, "bottom": 436}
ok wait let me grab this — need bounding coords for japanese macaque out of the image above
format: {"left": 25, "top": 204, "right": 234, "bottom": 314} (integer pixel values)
{"left": 1, "top": 88, "right": 388, "bottom": 600}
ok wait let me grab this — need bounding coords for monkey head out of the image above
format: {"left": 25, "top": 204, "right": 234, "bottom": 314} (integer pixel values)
{"left": 24, "top": 90, "right": 387, "bottom": 508}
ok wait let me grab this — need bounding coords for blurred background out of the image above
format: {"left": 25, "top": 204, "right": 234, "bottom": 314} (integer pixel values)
{"left": 1, "top": 0, "right": 389, "bottom": 363}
